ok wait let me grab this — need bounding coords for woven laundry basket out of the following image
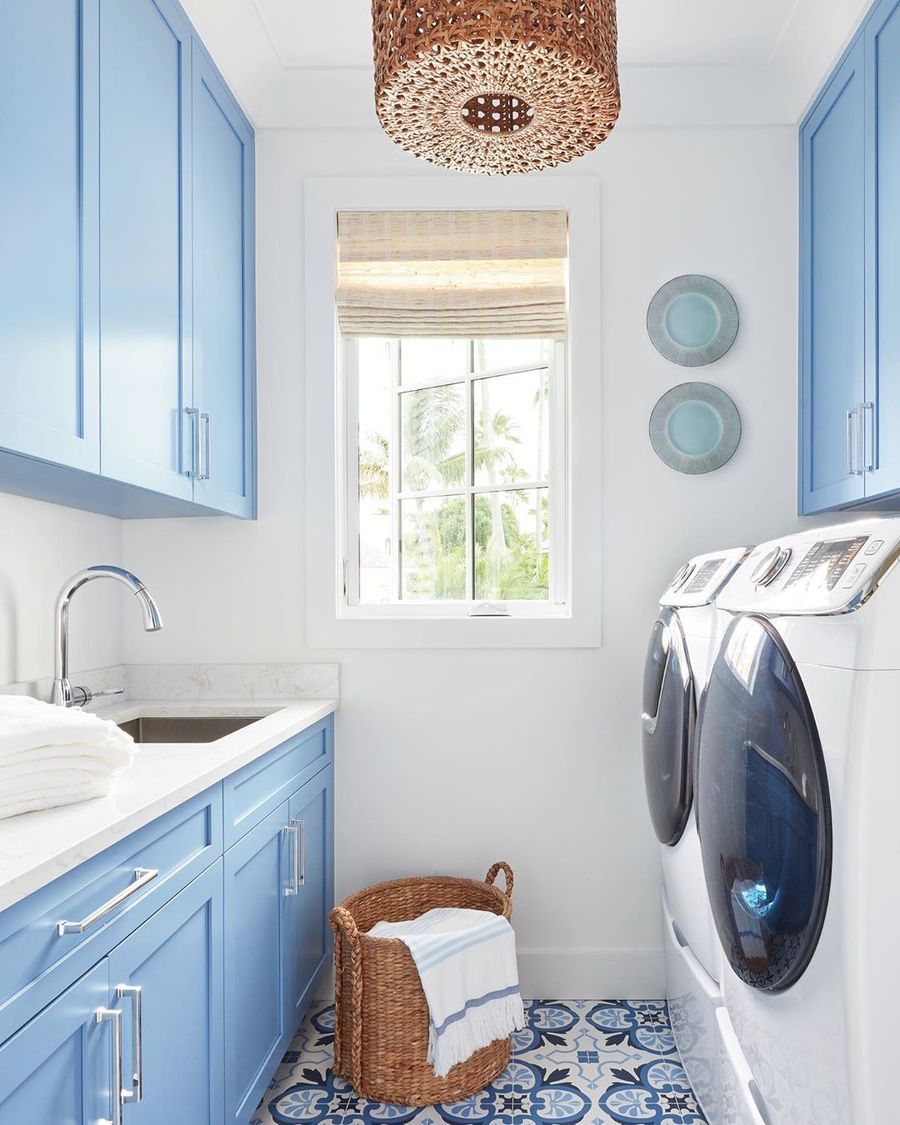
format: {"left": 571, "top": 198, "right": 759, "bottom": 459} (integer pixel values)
{"left": 329, "top": 861, "right": 515, "bottom": 1106}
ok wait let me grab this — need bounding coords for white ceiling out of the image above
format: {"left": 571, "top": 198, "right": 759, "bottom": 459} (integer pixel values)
{"left": 181, "top": 0, "right": 872, "bottom": 128}
{"left": 250, "top": 0, "right": 796, "bottom": 70}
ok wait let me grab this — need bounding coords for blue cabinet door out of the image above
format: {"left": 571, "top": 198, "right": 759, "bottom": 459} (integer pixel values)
{"left": 98, "top": 0, "right": 194, "bottom": 499}
{"left": 865, "top": 0, "right": 900, "bottom": 499}
{"left": 0, "top": 961, "right": 110, "bottom": 1123}
{"left": 224, "top": 802, "right": 291, "bottom": 1124}
{"left": 285, "top": 766, "right": 334, "bottom": 1036}
{"left": 0, "top": 0, "right": 100, "bottom": 472}
{"left": 800, "top": 38, "right": 867, "bottom": 514}
{"left": 107, "top": 861, "right": 224, "bottom": 1125}
{"left": 191, "top": 45, "right": 256, "bottom": 518}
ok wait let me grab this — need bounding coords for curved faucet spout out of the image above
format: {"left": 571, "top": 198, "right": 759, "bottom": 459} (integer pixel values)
{"left": 52, "top": 565, "right": 163, "bottom": 707}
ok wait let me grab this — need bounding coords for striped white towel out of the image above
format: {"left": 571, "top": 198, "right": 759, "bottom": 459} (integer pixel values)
{"left": 369, "top": 907, "right": 525, "bottom": 1078}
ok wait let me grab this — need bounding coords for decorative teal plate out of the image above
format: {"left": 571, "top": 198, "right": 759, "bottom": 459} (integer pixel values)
{"left": 647, "top": 275, "right": 739, "bottom": 367}
{"left": 649, "top": 382, "right": 741, "bottom": 474}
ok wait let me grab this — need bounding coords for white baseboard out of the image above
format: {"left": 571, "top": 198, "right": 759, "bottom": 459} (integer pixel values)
{"left": 315, "top": 950, "right": 666, "bottom": 1005}
{"left": 517, "top": 949, "right": 665, "bottom": 999}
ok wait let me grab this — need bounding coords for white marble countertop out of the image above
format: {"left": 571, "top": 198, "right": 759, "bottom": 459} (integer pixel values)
{"left": 0, "top": 698, "right": 337, "bottom": 914}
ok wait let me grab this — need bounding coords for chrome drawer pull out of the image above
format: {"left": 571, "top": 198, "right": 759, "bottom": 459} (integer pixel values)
{"left": 294, "top": 817, "right": 307, "bottom": 888}
{"left": 116, "top": 984, "right": 144, "bottom": 1103}
{"left": 283, "top": 824, "right": 300, "bottom": 896}
{"left": 57, "top": 867, "right": 159, "bottom": 937}
{"left": 96, "top": 1006, "right": 125, "bottom": 1125}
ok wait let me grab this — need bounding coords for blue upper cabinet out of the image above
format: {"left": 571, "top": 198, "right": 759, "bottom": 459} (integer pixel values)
{"left": 99, "top": 0, "right": 194, "bottom": 501}
{"left": 0, "top": 0, "right": 100, "bottom": 474}
{"left": 191, "top": 45, "right": 257, "bottom": 518}
{"left": 801, "top": 0, "right": 900, "bottom": 514}
{"left": 0, "top": 0, "right": 255, "bottom": 519}
{"left": 865, "top": 0, "right": 900, "bottom": 500}
{"left": 800, "top": 39, "right": 867, "bottom": 514}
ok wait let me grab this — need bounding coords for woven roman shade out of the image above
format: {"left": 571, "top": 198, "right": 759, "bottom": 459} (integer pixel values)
{"left": 336, "top": 210, "right": 568, "bottom": 338}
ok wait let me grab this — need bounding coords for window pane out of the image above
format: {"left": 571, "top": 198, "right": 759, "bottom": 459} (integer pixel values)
{"left": 357, "top": 339, "right": 394, "bottom": 604}
{"left": 474, "top": 338, "right": 554, "bottom": 373}
{"left": 474, "top": 488, "right": 549, "bottom": 601}
{"left": 401, "top": 383, "right": 466, "bottom": 492}
{"left": 400, "top": 496, "right": 467, "bottom": 600}
{"left": 400, "top": 338, "right": 469, "bottom": 387}
{"left": 474, "top": 369, "right": 549, "bottom": 486}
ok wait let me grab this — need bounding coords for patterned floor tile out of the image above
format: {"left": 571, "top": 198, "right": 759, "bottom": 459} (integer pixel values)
{"left": 253, "top": 1000, "right": 707, "bottom": 1125}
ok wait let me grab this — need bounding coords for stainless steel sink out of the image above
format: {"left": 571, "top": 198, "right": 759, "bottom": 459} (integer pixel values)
{"left": 117, "top": 715, "right": 266, "bottom": 744}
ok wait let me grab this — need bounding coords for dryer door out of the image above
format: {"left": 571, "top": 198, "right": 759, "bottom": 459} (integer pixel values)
{"left": 642, "top": 607, "right": 695, "bottom": 846}
{"left": 697, "top": 614, "right": 832, "bottom": 992}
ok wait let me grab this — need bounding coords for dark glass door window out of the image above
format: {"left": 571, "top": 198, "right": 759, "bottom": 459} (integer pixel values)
{"left": 642, "top": 608, "right": 695, "bottom": 846}
{"left": 697, "top": 615, "right": 832, "bottom": 991}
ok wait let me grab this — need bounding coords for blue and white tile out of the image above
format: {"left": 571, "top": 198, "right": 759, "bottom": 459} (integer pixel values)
{"left": 253, "top": 1000, "right": 707, "bottom": 1125}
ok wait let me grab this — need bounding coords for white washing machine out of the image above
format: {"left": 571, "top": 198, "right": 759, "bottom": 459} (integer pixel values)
{"left": 642, "top": 546, "right": 749, "bottom": 1120}
{"left": 697, "top": 516, "right": 900, "bottom": 1125}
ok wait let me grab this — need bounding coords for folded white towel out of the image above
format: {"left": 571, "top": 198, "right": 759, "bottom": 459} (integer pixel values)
{"left": 0, "top": 772, "right": 115, "bottom": 819}
{"left": 369, "top": 907, "right": 525, "bottom": 1078}
{"left": 0, "top": 696, "right": 134, "bottom": 820}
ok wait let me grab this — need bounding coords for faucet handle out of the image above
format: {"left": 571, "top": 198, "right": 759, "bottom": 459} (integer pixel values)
{"left": 70, "top": 686, "right": 124, "bottom": 708}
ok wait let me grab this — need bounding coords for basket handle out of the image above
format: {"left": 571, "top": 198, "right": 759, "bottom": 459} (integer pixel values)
{"left": 485, "top": 861, "right": 514, "bottom": 899}
{"left": 329, "top": 907, "right": 363, "bottom": 1090}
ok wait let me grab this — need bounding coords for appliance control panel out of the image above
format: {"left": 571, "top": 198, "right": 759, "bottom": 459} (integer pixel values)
{"left": 716, "top": 518, "right": 900, "bottom": 615}
{"left": 659, "top": 546, "right": 751, "bottom": 608}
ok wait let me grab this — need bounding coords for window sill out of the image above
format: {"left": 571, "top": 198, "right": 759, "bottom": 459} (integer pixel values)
{"left": 307, "top": 608, "right": 601, "bottom": 650}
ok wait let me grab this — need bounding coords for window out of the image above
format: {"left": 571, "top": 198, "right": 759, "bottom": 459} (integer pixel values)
{"left": 336, "top": 209, "right": 569, "bottom": 619}
{"left": 345, "top": 335, "right": 567, "bottom": 615}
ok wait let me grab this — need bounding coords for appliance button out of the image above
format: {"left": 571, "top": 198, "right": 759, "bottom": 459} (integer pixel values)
{"left": 864, "top": 539, "right": 884, "bottom": 556}
{"left": 841, "top": 562, "right": 866, "bottom": 590}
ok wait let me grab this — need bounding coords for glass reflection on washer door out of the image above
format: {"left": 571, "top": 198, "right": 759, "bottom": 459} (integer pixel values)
{"left": 696, "top": 615, "right": 832, "bottom": 991}
{"left": 642, "top": 608, "right": 695, "bottom": 846}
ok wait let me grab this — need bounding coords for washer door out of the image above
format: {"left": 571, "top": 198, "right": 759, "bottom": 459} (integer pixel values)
{"left": 697, "top": 614, "right": 832, "bottom": 991}
{"left": 642, "top": 607, "right": 695, "bottom": 846}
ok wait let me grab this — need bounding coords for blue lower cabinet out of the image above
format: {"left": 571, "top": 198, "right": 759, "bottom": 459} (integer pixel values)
{"left": 0, "top": 730, "right": 335, "bottom": 1125}
{"left": 224, "top": 802, "right": 291, "bottom": 1124}
{"left": 284, "top": 766, "right": 334, "bottom": 1034}
{"left": 107, "top": 860, "right": 225, "bottom": 1124}
{"left": 0, "top": 961, "right": 111, "bottom": 1122}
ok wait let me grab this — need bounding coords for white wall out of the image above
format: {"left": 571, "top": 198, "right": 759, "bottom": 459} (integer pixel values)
{"left": 122, "top": 123, "right": 803, "bottom": 995}
{"left": 0, "top": 493, "right": 124, "bottom": 687}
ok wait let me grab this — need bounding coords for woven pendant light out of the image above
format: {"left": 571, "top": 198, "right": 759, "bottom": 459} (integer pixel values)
{"left": 372, "top": 1, "right": 620, "bottom": 176}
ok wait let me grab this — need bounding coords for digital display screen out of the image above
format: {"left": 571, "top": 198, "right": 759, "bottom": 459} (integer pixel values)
{"left": 683, "top": 558, "right": 725, "bottom": 595}
{"left": 783, "top": 537, "right": 868, "bottom": 592}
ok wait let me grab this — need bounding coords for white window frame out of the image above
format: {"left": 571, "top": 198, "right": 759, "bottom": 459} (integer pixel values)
{"left": 304, "top": 176, "right": 602, "bottom": 649}
{"left": 342, "top": 337, "right": 569, "bottom": 618}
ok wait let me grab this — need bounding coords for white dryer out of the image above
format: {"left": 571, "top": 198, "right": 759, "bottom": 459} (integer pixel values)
{"left": 642, "top": 546, "right": 749, "bottom": 1119}
{"left": 697, "top": 516, "right": 900, "bottom": 1125}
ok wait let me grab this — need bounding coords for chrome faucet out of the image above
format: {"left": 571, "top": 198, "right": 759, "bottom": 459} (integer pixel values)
{"left": 52, "top": 566, "right": 162, "bottom": 708}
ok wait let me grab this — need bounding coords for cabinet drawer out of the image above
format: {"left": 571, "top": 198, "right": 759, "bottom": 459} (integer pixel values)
{"left": 0, "top": 785, "right": 222, "bottom": 1045}
{"left": 223, "top": 718, "right": 332, "bottom": 847}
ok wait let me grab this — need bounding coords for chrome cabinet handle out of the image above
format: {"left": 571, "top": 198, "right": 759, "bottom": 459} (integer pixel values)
{"left": 116, "top": 984, "right": 144, "bottom": 1103}
{"left": 96, "top": 1007, "right": 125, "bottom": 1125}
{"left": 283, "top": 824, "right": 300, "bottom": 896}
{"left": 185, "top": 407, "right": 200, "bottom": 478}
{"left": 862, "top": 400, "right": 875, "bottom": 472}
{"left": 57, "top": 867, "right": 159, "bottom": 936}
{"left": 199, "top": 412, "right": 211, "bottom": 480}
{"left": 846, "top": 407, "right": 861, "bottom": 475}
{"left": 292, "top": 817, "right": 307, "bottom": 888}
